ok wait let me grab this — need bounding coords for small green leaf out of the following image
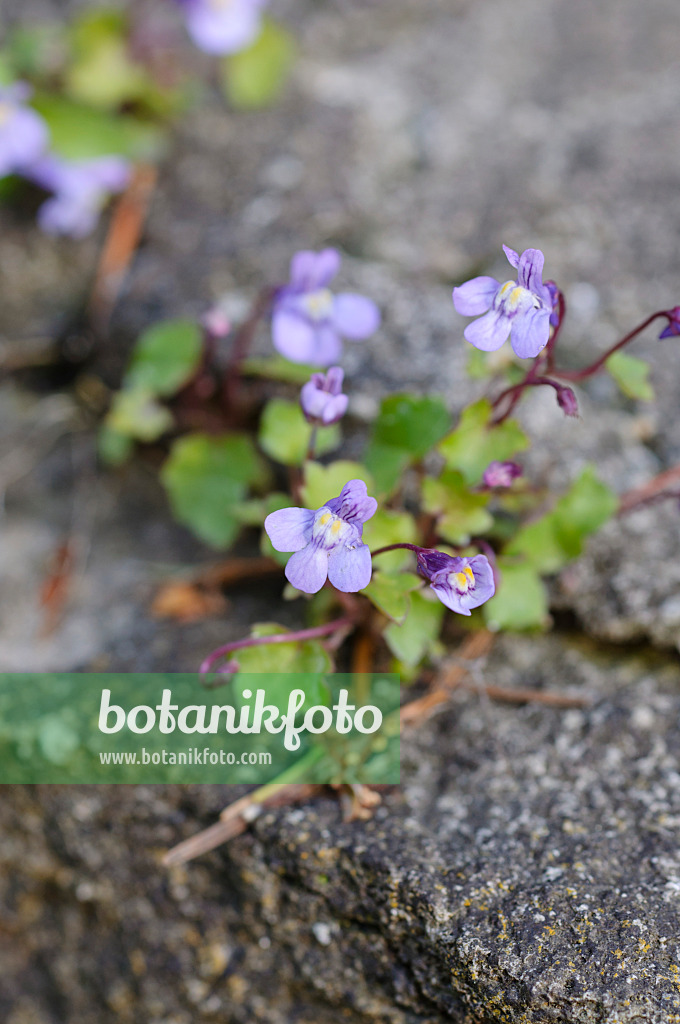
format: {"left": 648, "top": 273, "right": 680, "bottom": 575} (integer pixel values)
{"left": 300, "top": 461, "right": 375, "bottom": 512}
{"left": 161, "top": 433, "right": 266, "bottom": 548}
{"left": 222, "top": 18, "right": 295, "bottom": 110}
{"left": 439, "top": 399, "right": 529, "bottom": 484}
{"left": 422, "top": 469, "right": 493, "bottom": 545}
{"left": 384, "top": 591, "right": 445, "bottom": 668}
{"left": 364, "top": 572, "right": 422, "bottom": 624}
{"left": 241, "top": 356, "right": 319, "bottom": 384}
{"left": 362, "top": 509, "right": 418, "bottom": 572}
{"left": 97, "top": 423, "right": 134, "bottom": 465}
{"left": 259, "top": 398, "right": 340, "bottom": 467}
{"left": 369, "top": 394, "right": 450, "bottom": 457}
{"left": 105, "top": 388, "right": 173, "bottom": 442}
{"left": 483, "top": 561, "right": 550, "bottom": 631}
{"left": 124, "top": 319, "right": 203, "bottom": 398}
{"left": 231, "top": 624, "right": 331, "bottom": 709}
{"left": 505, "top": 466, "right": 617, "bottom": 573}
{"left": 65, "top": 10, "right": 151, "bottom": 111}
{"left": 362, "top": 442, "right": 411, "bottom": 498}
{"left": 32, "top": 94, "right": 166, "bottom": 161}
{"left": 364, "top": 394, "right": 450, "bottom": 496}
{"left": 606, "top": 351, "right": 655, "bottom": 401}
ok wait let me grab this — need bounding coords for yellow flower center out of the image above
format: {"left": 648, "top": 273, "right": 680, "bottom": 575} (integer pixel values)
{"left": 302, "top": 288, "right": 334, "bottom": 321}
{"left": 450, "top": 565, "right": 475, "bottom": 592}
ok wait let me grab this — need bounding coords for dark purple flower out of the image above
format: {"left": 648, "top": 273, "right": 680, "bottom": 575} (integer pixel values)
{"left": 300, "top": 366, "right": 348, "bottom": 426}
{"left": 556, "top": 385, "right": 579, "bottom": 418}
{"left": 482, "top": 460, "right": 523, "bottom": 489}
{"left": 264, "top": 479, "right": 377, "bottom": 594}
{"left": 26, "top": 155, "right": 131, "bottom": 238}
{"left": 0, "top": 83, "right": 49, "bottom": 179}
{"left": 176, "top": 0, "right": 267, "bottom": 55}
{"left": 416, "top": 549, "right": 495, "bottom": 616}
{"left": 453, "top": 245, "right": 556, "bottom": 359}
{"left": 272, "top": 249, "right": 380, "bottom": 366}
{"left": 659, "top": 306, "right": 680, "bottom": 339}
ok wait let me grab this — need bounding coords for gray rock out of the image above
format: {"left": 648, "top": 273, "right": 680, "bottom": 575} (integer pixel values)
{"left": 2, "top": 635, "right": 680, "bottom": 1023}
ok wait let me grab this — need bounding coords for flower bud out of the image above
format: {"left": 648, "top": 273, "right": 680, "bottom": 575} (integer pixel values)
{"left": 300, "top": 367, "right": 348, "bottom": 426}
{"left": 556, "top": 386, "right": 579, "bottom": 418}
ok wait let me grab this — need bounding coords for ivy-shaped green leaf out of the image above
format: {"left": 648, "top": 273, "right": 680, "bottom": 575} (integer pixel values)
{"left": 222, "top": 18, "right": 295, "bottom": 110}
{"left": 606, "top": 351, "right": 655, "bottom": 402}
{"left": 422, "top": 469, "right": 493, "bottom": 544}
{"left": 161, "top": 433, "right": 267, "bottom": 548}
{"left": 32, "top": 94, "right": 166, "bottom": 161}
{"left": 124, "top": 319, "right": 203, "bottom": 397}
{"left": 105, "top": 387, "right": 173, "bottom": 442}
{"left": 259, "top": 398, "right": 340, "bottom": 467}
{"left": 364, "top": 572, "right": 422, "bottom": 624}
{"left": 364, "top": 394, "right": 450, "bottom": 495}
{"left": 361, "top": 509, "right": 417, "bottom": 572}
{"left": 384, "top": 591, "right": 445, "bottom": 668}
{"left": 505, "top": 466, "right": 617, "bottom": 573}
{"left": 483, "top": 560, "right": 550, "bottom": 632}
{"left": 301, "top": 461, "right": 375, "bottom": 512}
{"left": 438, "top": 399, "right": 528, "bottom": 484}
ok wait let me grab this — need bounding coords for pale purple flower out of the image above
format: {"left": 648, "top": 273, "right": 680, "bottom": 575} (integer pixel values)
{"left": 482, "top": 460, "right": 523, "bottom": 489}
{"left": 264, "top": 479, "right": 377, "bottom": 594}
{"left": 659, "top": 306, "right": 680, "bottom": 339}
{"left": 0, "top": 83, "right": 49, "bottom": 179}
{"left": 272, "top": 249, "right": 380, "bottom": 366}
{"left": 416, "top": 549, "right": 495, "bottom": 616}
{"left": 26, "top": 155, "right": 131, "bottom": 238}
{"left": 453, "top": 245, "right": 556, "bottom": 359}
{"left": 176, "top": 0, "right": 267, "bottom": 55}
{"left": 300, "top": 366, "right": 348, "bottom": 426}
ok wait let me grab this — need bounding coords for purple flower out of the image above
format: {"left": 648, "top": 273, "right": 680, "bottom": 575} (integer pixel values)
{"left": 453, "top": 245, "right": 556, "bottom": 358}
{"left": 176, "top": 0, "right": 267, "bottom": 55}
{"left": 482, "top": 460, "right": 523, "bottom": 489}
{"left": 416, "top": 549, "right": 495, "bottom": 616}
{"left": 300, "top": 366, "right": 348, "bottom": 426}
{"left": 26, "top": 155, "right": 131, "bottom": 238}
{"left": 0, "top": 83, "right": 49, "bottom": 179}
{"left": 272, "top": 249, "right": 380, "bottom": 366}
{"left": 659, "top": 306, "right": 680, "bottom": 339}
{"left": 264, "top": 479, "right": 377, "bottom": 594}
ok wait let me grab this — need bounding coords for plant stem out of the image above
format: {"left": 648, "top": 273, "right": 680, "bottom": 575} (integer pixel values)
{"left": 551, "top": 311, "right": 668, "bottom": 382}
{"left": 371, "top": 543, "right": 421, "bottom": 557}
{"left": 305, "top": 425, "right": 318, "bottom": 462}
{"left": 223, "top": 285, "right": 276, "bottom": 416}
{"left": 199, "top": 616, "right": 355, "bottom": 678}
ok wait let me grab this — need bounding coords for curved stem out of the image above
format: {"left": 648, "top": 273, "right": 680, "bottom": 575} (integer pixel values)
{"left": 552, "top": 311, "right": 667, "bottom": 382}
{"left": 223, "top": 285, "right": 277, "bottom": 416}
{"left": 200, "top": 615, "right": 354, "bottom": 679}
{"left": 371, "top": 543, "right": 421, "bottom": 558}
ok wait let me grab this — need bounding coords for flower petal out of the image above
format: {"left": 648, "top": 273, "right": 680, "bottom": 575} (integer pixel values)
{"left": 430, "top": 581, "right": 470, "bottom": 615}
{"left": 324, "top": 366, "right": 344, "bottom": 394}
{"left": 517, "top": 248, "right": 545, "bottom": 295}
{"left": 466, "top": 555, "right": 496, "bottom": 607}
{"left": 321, "top": 393, "right": 348, "bottom": 425}
{"left": 185, "top": 1, "right": 261, "bottom": 54}
{"left": 285, "top": 544, "right": 329, "bottom": 594}
{"left": 510, "top": 306, "right": 550, "bottom": 359}
{"left": 452, "top": 276, "right": 499, "bottom": 316}
{"left": 264, "top": 507, "right": 315, "bottom": 552}
{"left": 502, "top": 244, "right": 520, "bottom": 269}
{"left": 272, "top": 310, "right": 317, "bottom": 363}
{"left": 325, "top": 479, "right": 377, "bottom": 525}
{"left": 327, "top": 542, "right": 372, "bottom": 592}
{"left": 332, "top": 294, "right": 380, "bottom": 339}
{"left": 464, "top": 311, "right": 510, "bottom": 352}
{"left": 290, "top": 249, "right": 340, "bottom": 291}
{"left": 312, "top": 324, "right": 343, "bottom": 366}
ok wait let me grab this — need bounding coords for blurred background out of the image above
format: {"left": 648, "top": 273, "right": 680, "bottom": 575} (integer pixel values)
{"left": 1, "top": 0, "right": 680, "bottom": 1021}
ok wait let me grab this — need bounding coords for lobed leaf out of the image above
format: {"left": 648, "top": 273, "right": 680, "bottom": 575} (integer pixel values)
{"left": 438, "top": 399, "right": 528, "bottom": 484}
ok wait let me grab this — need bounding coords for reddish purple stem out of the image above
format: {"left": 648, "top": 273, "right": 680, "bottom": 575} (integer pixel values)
{"left": 199, "top": 616, "right": 354, "bottom": 678}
